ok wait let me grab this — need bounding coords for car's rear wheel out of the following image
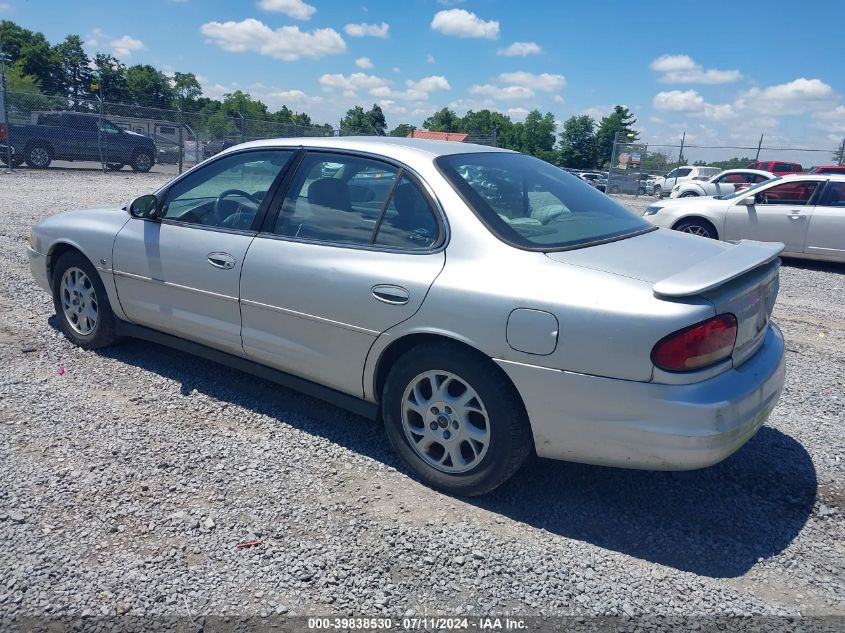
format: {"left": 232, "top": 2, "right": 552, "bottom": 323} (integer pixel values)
{"left": 25, "top": 144, "right": 52, "bottom": 169}
{"left": 382, "top": 343, "right": 532, "bottom": 496}
{"left": 680, "top": 191, "right": 699, "bottom": 198}
{"left": 131, "top": 150, "right": 153, "bottom": 173}
{"left": 52, "top": 251, "right": 117, "bottom": 349}
{"left": 653, "top": 185, "right": 662, "bottom": 198}
{"left": 609, "top": 185, "right": 620, "bottom": 194}
{"left": 674, "top": 218, "right": 717, "bottom": 239}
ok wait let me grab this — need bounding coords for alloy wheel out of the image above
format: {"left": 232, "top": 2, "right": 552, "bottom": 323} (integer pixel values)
{"left": 401, "top": 370, "right": 490, "bottom": 474}
{"left": 30, "top": 147, "right": 49, "bottom": 168}
{"left": 60, "top": 266, "right": 98, "bottom": 335}
{"left": 681, "top": 225, "right": 712, "bottom": 238}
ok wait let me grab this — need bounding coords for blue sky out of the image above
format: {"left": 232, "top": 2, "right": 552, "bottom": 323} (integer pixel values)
{"left": 4, "top": 0, "right": 845, "bottom": 157}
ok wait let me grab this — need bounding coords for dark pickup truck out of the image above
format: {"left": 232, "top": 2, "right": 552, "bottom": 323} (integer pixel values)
{"left": 0, "top": 112, "right": 157, "bottom": 172}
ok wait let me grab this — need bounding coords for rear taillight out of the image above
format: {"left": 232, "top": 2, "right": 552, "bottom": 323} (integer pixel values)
{"left": 651, "top": 314, "right": 738, "bottom": 372}
{"left": 0, "top": 123, "right": 7, "bottom": 142}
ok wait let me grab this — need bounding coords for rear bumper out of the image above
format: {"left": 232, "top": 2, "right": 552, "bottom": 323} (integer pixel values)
{"left": 26, "top": 245, "right": 51, "bottom": 293}
{"left": 495, "top": 323, "right": 785, "bottom": 470}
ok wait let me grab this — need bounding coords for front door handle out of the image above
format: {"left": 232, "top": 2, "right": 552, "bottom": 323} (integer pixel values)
{"left": 787, "top": 210, "right": 805, "bottom": 220}
{"left": 372, "top": 284, "right": 410, "bottom": 305}
{"left": 207, "top": 252, "right": 236, "bottom": 269}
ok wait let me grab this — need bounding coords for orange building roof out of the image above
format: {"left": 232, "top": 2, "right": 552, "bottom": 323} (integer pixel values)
{"left": 406, "top": 130, "right": 469, "bottom": 142}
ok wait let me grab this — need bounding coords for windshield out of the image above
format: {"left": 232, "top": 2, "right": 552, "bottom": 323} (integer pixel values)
{"left": 436, "top": 152, "right": 653, "bottom": 250}
{"left": 716, "top": 176, "right": 780, "bottom": 200}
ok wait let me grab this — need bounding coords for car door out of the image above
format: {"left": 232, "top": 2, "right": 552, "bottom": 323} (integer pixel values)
{"left": 240, "top": 150, "right": 446, "bottom": 397}
{"left": 96, "top": 119, "right": 124, "bottom": 165}
{"left": 112, "top": 148, "right": 296, "bottom": 354}
{"left": 724, "top": 179, "right": 820, "bottom": 254}
{"left": 804, "top": 180, "right": 845, "bottom": 260}
{"left": 65, "top": 115, "right": 99, "bottom": 160}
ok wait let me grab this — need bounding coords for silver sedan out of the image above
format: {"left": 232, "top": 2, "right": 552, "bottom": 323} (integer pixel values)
{"left": 26, "top": 137, "right": 786, "bottom": 495}
{"left": 644, "top": 173, "right": 845, "bottom": 262}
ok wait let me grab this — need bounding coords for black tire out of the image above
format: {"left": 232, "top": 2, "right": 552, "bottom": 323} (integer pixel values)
{"left": 51, "top": 250, "right": 117, "bottom": 350}
{"left": 674, "top": 218, "right": 717, "bottom": 239}
{"left": 0, "top": 153, "right": 23, "bottom": 167}
{"left": 609, "top": 185, "right": 620, "bottom": 194}
{"left": 131, "top": 150, "right": 154, "bottom": 173}
{"left": 382, "top": 342, "right": 532, "bottom": 496}
{"left": 680, "top": 191, "right": 699, "bottom": 198}
{"left": 106, "top": 162, "right": 125, "bottom": 171}
{"left": 25, "top": 144, "right": 52, "bottom": 169}
{"left": 653, "top": 185, "right": 663, "bottom": 198}
{"left": 637, "top": 187, "right": 646, "bottom": 195}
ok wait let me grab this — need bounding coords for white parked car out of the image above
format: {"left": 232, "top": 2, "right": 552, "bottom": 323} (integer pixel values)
{"left": 643, "top": 174, "right": 845, "bottom": 262}
{"left": 670, "top": 169, "right": 775, "bottom": 198}
{"left": 652, "top": 166, "right": 722, "bottom": 198}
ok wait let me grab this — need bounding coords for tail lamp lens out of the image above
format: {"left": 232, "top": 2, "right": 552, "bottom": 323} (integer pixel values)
{"left": 651, "top": 314, "right": 738, "bottom": 372}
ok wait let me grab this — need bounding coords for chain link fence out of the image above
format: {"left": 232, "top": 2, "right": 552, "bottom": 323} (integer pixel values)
{"left": 0, "top": 90, "right": 498, "bottom": 176}
{"left": 607, "top": 135, "right": 844, "bottom": 198}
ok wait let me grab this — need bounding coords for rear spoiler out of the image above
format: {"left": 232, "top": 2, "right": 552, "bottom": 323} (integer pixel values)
{"left": 653, "top": 240, "right": 784, "bottom": 298}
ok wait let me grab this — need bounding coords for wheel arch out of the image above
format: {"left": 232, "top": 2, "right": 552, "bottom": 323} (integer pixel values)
{"left": 671, "top": 215, "right": 720, "bottom": 239}
{"left": 369, "top": 332, "right": 527, "bottom": 417}
{"left": 24, "top": 139, "right": 55, "bottom": 158}
{"left": 46, "top": 241, "right": 90, "bottom": 290}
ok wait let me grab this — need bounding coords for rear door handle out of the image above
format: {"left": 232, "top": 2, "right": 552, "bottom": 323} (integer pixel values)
{"left": 372, "top": 284, "right": 410, "bottom": 305}
{"left": 207, "top": 252, "right": 236, "bottom": 269}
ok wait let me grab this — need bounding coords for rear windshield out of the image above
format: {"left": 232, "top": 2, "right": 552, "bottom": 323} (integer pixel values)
{"left": 436, "top": 152, "right": 653, "bottom": 250}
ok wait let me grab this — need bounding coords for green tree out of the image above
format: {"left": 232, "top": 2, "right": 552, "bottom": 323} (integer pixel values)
{"left": 460, "top": 109, "right": 512, "bottom": 143}
{"left": 388, "top": 123, "right": 416, "bottom": 137}
{"left": 595, "top": 105, "right": 639, "bottom": 166}
{"left": 53, "top": 35, "right": 93, "bottom": 105}
{"left": 367, "top": 103, "right": 386, "bottom": 136}
{"left": 833, "top": 138, "right": 845, "bottom": 166}
{"left": 558, "top": 115, "right": 598, "bottom": 168}
{"left": 173, "top": 71, "right": 202, "bottom": 109}
{"left": 126, "top": 64, "right": 175, "bottom": 108}
{"left": 93, "top": 54, "right": 131, "bottom": 103}
{"left": 423, "top": 107, "right": 461, "bottom": 132}
{"left": 0, "top": 20, "right": 58, "bottom": 92}
{"left": 515, "top": 110, "right": 557, "bottom": 161}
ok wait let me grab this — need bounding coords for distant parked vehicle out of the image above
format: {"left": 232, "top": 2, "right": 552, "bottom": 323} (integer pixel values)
{"left": 670, "top": 169, "right": 774, "bottom": 198}
{"left": 808, "top": 165, "right": 845, "bottom": 175}
{"left": 606, "top": 173, "right": 648, "bottom": 195}
{"left": 2, "top": 112, "right": 157, "bottom": 171}
{"left": 652, "top": 166, "right": 721, "bottom": 198}
{"left": 747, "top": 161, "right": 803, "bottom": 176}
{"left": 204, "top": 139, "right": 239, "bottom": 159}
{"left": 577, "top": 172, "right": 604, "bottom": 188}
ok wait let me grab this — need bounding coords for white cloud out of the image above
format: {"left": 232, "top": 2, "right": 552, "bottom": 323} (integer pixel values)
{"left": 257, "top": 0, "right": 316, "bottom": 20}
{"left": 470, "top": 84, "right": 534, "bottom": 100}
{"left": 378, "top": 99, "right": 407, "bottom": 115}
{"left": 497, "top": 41, "right": 541, "bottom": 57}
{"left": 737, "top": 78, "right": 833, "bottom": 115}
{"left": 508, "top": 107, "right": 529, "bottom": 120}
{"left": 650, "top": 54, "right": 741, "bottom": 84}
{"left": 111, "top": 35, "right": 145, "bottom": 57}
{"left": 355, "top": 56, "right": 373, "bottom": 69}
{"left": 653, "top": 89, "right": 705, "bottom": 112}
{"left": 266, "top": 89, "right": 323, "bottom": 106}
{"left": 426, "top": 54, "right": 436, "bottom": 64}
{"left": 0, "top": 3, "right": 10, "bottom": 10}
{"left": 554, "top": 95, "right": 565, "bottom": 104}
{"left": 431, "top": 9, "right": 499, "bottom": 39}
{"left": 344, "top": 22, "right": 389, "bottom": 37}
{"left": 200, "top": 19, "right": 346, "bottom": 60}
{"left": 407, "top": 75, "right": 450, "bottom": 93}
{"left": 392, "top": 67, "right": 400, "bottom": 73}
{"left": 499, "top": 71, "right": 565, "bottom": 92}
{"left": 319, "top": 72, "right": 389, "bottom": 93}
{"left": 813, "top": 105, "right": 845, "bottom": 133}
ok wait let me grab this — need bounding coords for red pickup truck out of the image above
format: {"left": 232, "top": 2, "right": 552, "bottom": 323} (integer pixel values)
{"left": 747, "top": 160, "right": 803, "bottom": 176}
{"left": 808, "top": 165, "right": 845, "bottom": 174}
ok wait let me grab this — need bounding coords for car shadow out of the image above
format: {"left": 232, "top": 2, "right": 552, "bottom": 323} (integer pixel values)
{"left": 83, "top": 332, "right": 816, "bottom": 580}
{"left": 780, "top": 257, "right": 844, "bottom": 274}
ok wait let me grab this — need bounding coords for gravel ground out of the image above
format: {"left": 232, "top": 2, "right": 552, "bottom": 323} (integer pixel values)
{"left": 0, "top": 172, "right": 843, "bottom": 621}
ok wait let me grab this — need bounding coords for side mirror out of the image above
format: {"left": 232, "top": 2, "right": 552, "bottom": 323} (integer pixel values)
{"left": 129, "top": 194, "right": 160, "bottom": 219}
{"left": 739, "top": 196, "right": 755, "bottom": 206}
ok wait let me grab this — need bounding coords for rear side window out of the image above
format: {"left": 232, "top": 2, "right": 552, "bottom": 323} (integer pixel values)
{"left": 774, "top": 162, "right": 800, "bottom": 172}
{"left": 273, "top": 152, "right": 441, "bottom": 250}
{"left": 677, "top": 168, "right": 693, "bottom": 177}
{"left": 819, "top": 182, "right": 845, "bottom": 206}
{"left": 437, "top": 152, "right": 651, "bottom": 250}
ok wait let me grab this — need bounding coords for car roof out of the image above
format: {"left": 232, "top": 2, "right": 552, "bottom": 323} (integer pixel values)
{"left": 719, "top": 169, "right": 774, "bottom": 176}
{"left": 778, "top": 173, "right": 845, "bottom": 182}
{"left": 219, "top": 135, "right": 514, "bottom": 163}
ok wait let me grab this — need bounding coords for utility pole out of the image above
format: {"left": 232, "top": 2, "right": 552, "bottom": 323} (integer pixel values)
{"left": 754, "top": 134, "right": 764, "bottom": 162}
{"left": 672, "top": 132, "right": 686, "bottom": 191}
{"left": 0, "top": 33, "right": 14, "bottom": 172}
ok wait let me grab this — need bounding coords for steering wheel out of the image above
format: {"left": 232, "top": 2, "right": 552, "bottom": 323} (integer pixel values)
{"left": 213, "top": 189, "right": 260, "bottom": 222}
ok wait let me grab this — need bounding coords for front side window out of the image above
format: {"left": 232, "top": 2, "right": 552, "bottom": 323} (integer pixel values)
{"left": 719, "top": 174, "right": 745, "bottom": 184}
{"left": 98, "top": 120, "right": 120, "bottom": 135}
{"left": 161, "top": 150, "right": 294, "bottom": 229}
{"left": 437, "top": 152, "right": 652, "bottom": 250}
{"left": 755, "top": 180, "right": 819, "bottom": 205}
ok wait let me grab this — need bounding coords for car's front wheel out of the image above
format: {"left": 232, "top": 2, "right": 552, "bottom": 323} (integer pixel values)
{"left": 680, "top": 191, "right": 699, "bottom": 198}
{"left": 52, "top": 251, "right": 117, "bottom": 349}
{"left": 382, "top": 343, "right": 532, "bottom": 496}
{"left": 653, "top": 185, "right": 662, "bottom": 198}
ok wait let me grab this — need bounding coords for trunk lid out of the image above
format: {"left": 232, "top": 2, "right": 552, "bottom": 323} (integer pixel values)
{"left": 546, "top": 229, "right": 783, "bottom": 368}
